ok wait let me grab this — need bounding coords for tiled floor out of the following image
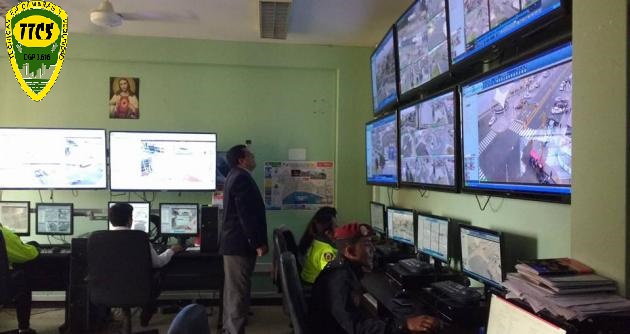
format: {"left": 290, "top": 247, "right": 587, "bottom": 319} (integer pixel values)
{"left": 0, "top": 305, "right": 292, "bottom": 334}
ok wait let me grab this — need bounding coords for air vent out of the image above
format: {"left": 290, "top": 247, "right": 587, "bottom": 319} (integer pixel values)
{"left": 259, "top": 1, "right": 291, "bottom": 40}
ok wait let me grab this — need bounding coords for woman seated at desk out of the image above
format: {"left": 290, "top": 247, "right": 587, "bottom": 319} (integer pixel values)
{"left": 299, "top": 206, "right": 337, "bottom": 284}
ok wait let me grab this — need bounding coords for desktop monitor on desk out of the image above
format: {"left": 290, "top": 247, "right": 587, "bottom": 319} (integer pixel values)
{"left": 370, "top": 201, "right": 386, "bottom": 235}
{"left": 108, "top": 201, "right": 151, "bottom": 233}
{"left": 0, "top": 201, "right": 30, "bottom": 236}
{"left": 487, "top": 294, "right": 566, "bottom": 334}
{"left": 160, "top": 203, "right": 199, "bottom": 237}
{"left": 386, "top": 207, "right": 415, "bottom": 247}
{"left": 36, "top": 203, "right": 73, "bottom": 235}
{"left": 459, "top": 224, "right": 504, "bottom": 289}
{"left": 416, "top": 213, "right": 449, "bottom": 264}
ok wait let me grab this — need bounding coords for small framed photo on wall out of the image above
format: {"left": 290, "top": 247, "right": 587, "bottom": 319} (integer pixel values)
{"left": 109, "top": 77, "right": 140, "bottom": 119}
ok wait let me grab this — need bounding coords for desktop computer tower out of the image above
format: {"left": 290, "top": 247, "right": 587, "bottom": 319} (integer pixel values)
{"left": 200, "top": 206, "right": 220, "bottom": 253}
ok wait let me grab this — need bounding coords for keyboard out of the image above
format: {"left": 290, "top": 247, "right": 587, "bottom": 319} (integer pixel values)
{"left": 398, "top": 258, "right": 433, "bottom": 274}
{"left": 40, "top": 247, "right": 70, "bottom": 254}
{"left": 430, "top": 280, "right": 481, "bottom": 305}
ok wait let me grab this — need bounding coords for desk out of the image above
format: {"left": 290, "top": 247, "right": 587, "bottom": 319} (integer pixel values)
{"left": 18, "top": 242, "right": 224, "bottom": 333}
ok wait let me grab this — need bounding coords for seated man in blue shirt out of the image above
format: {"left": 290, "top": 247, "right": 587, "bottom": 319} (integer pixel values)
{"left": 1, "top": 223, "right": 40, "bottom": 334}
{"left": 309, "top": 223, "right": 440, "bottom": 334}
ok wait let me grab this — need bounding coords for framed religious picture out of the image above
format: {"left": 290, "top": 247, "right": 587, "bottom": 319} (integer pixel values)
{"left": 109, "top": 77, "right": 140, "bottom": 119}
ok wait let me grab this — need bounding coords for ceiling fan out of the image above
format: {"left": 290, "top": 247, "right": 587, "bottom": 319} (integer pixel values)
{"left": 90, "top": 0, "right": 197, "bottom": 28}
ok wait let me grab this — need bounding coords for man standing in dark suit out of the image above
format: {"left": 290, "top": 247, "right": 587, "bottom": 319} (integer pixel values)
{"left": 220, "top": 144, "right": 268, "bottom": 334}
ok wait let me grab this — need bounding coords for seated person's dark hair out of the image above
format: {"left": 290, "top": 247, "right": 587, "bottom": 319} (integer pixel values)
{"left": 226, "top": 144, "right": 248, "bottom": 168}
{"left": 109, "top": 203, "right": 133, "bottom": 227}
{"left": 298, "top": 206, "right": 337, "bottom": 255}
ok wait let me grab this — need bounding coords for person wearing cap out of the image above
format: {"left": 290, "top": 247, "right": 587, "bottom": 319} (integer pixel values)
{"left": 308, "top": 222, "right": 440, "bottom": 334}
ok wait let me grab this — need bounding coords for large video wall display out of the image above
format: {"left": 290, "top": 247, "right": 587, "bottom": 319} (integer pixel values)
{"left": 366, "top": 113, "right": 399, "bottom": 186}
{"left": 397, "top": 0, "right": 449, "bottom": 95}
{"left": 371, "top": 28, "right": 399, "bottom": 114}
{"left": 461, "top": 42, "right": 572, "bottom": 199}
{"left": 0, "top": 128, "right": 107, "bottom": 189}
{"left": 448, "top": 0, "right": 564, "bottom": 65}
{"left": 399, "top": 90, "right": 457, "bottom": 189}
{"left": 109, "top": 132, "right": 217, "bottom": 191}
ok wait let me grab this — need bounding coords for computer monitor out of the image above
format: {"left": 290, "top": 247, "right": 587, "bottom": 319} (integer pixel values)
{"left": 0, "top": 201, "right": 30, "bottom": 236}
{"left": 460, "top": 42, "right": 572, "bottom": 202}
{"left": 448, "top": 0, "right": 568, "bottom": 66}
{"left": 396, "top": 0, "right": 449, "bottom": 97}
{"left": 0, "top": 128, "right": 107, "bottom": 189}
{"left": 369, "top": 201, "right": 386, "bottom": 234}
{"left": 459, "top": 224, "right": 503, "bottom": 288}
{"left": 487, "top": 294, "right": 566, "bottom": 334}
{"left": 386, "top": 207, "right": 415, "bottom": 246}
{"left": 108, "top": 202, "right": 151, "bottom": 233}
{"left": 399, "top": 89, "right": 458, "bottom": 190}
{"left": 159, "top": 203, "right": 199, "bottom": 237}
{"left": 36, "top": 203, "right": 73, "bottom": 235}
{"left": 371, "top": 26, "right": 399, "bottom": 115}
{"left": 366, "top": 113, "right": 399, "bottom": 186}
{"left": 109, "top": 131, "right": 217, "bottom": 191}
{"left": 416, "top": 212, "right": 449, "bottom": 263}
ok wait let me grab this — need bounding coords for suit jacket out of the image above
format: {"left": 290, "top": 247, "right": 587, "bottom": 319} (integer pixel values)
{"left": 219, "top": 167, "right": 268, "bottom": 256}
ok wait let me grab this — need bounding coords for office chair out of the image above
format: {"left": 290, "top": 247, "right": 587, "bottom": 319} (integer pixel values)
{"left": 166, "top": 303, "right": 210, "bottom": 334}
{"left": 86, "top": 230, "right": 158, "bottom": 334}
{"left": 272, "top": 227, "right": 288, "bottom": 290}
{"left": 279, "top": 252, "right": 308, "bottom": 334}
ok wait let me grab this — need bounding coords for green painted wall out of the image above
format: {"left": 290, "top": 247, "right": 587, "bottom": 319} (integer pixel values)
{"left": 0, "top": 34, "right": 372, "bottom": 277}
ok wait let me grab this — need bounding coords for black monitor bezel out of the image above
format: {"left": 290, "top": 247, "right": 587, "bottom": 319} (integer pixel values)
{"left": 385, "top": 206, "right": 416, "bottom": 247}
{"left": 415, "top": 211, "right": 450, "bottom": 263}
{"left": 0, "top": 127, "right": 108, "bottom": 190}
{"left": 369, "top": 201, "right": 387, "bottom": 234}
{"left": 447, "top": 0, "right": 571, "bottom": 71}
{"left": 365, "top": 112, "right": 400, "bottom": 187}
{"left": 35, "top": 203, "right": 74, "bottom": 236}
{"left": 371, "top": 25, "right": 401, "bottom": 116}
{"left": 107, "top": 201, "right": 151, "bottom": 232}
{"left": 0, "top": 201, "right": 31, "bottom": 236}
{"left": 108, "top": 130, "right": 218, "bottom": 192}
{"left": 159, "top": 202, "right": 199, "bottom": 237}
{"left": 459, "top": 224, "right": 504, "bottom": 289}
{"left": 395, "top": 0, "right": 453, "bottom": 102}
{"left": 398, "top": 87, "right": 461, "bottom": 192}
{"left": 458, "top": 40, "right": 573, "bottom": 204}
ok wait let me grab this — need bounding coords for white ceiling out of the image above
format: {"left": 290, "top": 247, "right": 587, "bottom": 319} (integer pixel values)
{"left": 3, "top": 0, "right": 414, "bottom": 48}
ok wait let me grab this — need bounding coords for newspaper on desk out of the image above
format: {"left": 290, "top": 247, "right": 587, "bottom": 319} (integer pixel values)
{"left": 504, "top": 273, "right": 630, "bottom": 321}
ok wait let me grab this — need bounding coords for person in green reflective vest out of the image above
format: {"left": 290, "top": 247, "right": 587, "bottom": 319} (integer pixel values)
{"left": 300, "top": 207, "right": 337, "bottom": 284}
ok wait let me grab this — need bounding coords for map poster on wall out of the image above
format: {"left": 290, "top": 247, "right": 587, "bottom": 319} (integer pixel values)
{"left": 264, "top": 161, "right": 334, "bottom": 210}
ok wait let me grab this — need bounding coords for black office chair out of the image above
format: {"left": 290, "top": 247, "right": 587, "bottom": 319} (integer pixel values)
{"left": 272, "top": 227, "right": 288, "bottom": 290}
{"left": 86, "top": 230, "right": 158, "bottom": 334}
{"left": 166, "top": 303, "right": 210, "bottom": 334}
{"left": 279, "top": 252, "right": 308, "bottom": 334}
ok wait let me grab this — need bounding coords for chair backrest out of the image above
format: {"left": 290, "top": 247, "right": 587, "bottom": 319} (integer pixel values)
{"left": 272, "top": 227, "right": 288, "bottom": 289}
{"left": 279, "top": 252, "right": 308, "bottom": 334}
{"left": 86, "top": 230, "right": 153, "bottom": 307}
{"left": 0, "top": 231, "right": 8, "bottom": 304}
{"left": 167, "top": 303, "right": 210, "bottom": 334}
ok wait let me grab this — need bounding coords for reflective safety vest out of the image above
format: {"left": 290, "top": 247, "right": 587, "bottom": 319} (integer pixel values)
{"left": 300, "top": 238, "right": 336, "bottom": 284}
{"left": 1, "top": 226, "right": 38, "bottom": 269}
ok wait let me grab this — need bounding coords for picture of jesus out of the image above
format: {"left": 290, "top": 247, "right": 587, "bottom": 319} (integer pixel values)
{"left": 109, "top": 77, "right": 140, "bottom": 119}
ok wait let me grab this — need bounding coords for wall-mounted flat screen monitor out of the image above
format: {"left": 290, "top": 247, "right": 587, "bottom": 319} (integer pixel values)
{"left": 460, "top": 224, "right": 503, "bottom": 288}
{"left": 108, "top": 202, "right": 151, "bottom": 233}
{"left": 448, "top": 0, "right": 566, "bottom": 66}
{"left": 0, "top": 128, "right": 106, "bottom": 189}
{"left": 371, "top": 27, "right": 399, "bottom": 115}
{"left": 36, "top": 203, "right": 73, "bottom": 235}
{"left": 399, "top": 89, "right": 458, "bottom": 190}
{"left": 159, "top": 203, "right": 199, "bottom": 237}
{"left": 386, "top": 207, "right": 415, "bottom": 246}
{"left": 109, "top": 131, "right": 217, "bottom": 191}
{"left": 487, "top": 295, "right": 566, "bottom": 334}
{"left": 0, "top": 201, "right": 30, "bottom": 236}
{"left": 460, "top": 42, "right": 572, "bottom": 202}
{"left": 396, "top": 0, "right": 449, "bottom": 97}
{"left": 369, "top": 201, "right": 386, "bottom": 234}
{"left": 416, "top": 212, "right": 449, "bottom": 263}
{"left": 366, "top": 113, "right": 399, "bottom": 186}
